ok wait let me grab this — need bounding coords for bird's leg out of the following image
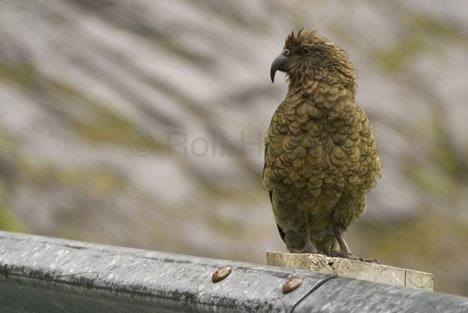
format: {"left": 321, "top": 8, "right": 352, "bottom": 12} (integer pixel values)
{"left": 332, "top": 227, "right": 356, "bottom": 259}
{"left": 332, "top": 227, "right": 379, "bottom": 263}
{"left": 289, "top": 230, "right": 318, "bottom": 254}
{"left": 301, "top": 232, "right": 318, "bottom": 254}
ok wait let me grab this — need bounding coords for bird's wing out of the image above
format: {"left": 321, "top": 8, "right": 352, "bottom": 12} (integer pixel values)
{"left": 262, "top": 142, "right": 268, "bottom": 182}
{"left": 263, "top": 142, "right": 286, "bottom": 242}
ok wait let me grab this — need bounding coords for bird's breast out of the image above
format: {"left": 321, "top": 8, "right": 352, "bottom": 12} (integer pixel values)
{"left": 264, "top": 101, "right": 373, "bottom": 193}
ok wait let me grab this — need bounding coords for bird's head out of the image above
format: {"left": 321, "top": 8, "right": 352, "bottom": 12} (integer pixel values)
{"left": 270, "top": 28, "right": 356, "bottom": 91}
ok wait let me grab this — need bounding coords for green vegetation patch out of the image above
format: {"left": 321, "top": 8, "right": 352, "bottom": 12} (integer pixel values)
{"left": 374, "top": 13, "right": 462, "bottom": 74}
{"left": 0, "top": 185, "right": 25, "bottom": 232}
{"left": 20, "top": 159, "right": 126, "bottom": 196}
{"left": 50, "top": 81, "right": 137, "bottom": 145}
{"left": 0, "top": 62, "right": 157, "bottom": 148}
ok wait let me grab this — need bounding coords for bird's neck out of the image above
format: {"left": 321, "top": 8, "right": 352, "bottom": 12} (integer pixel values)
{"left": 287, "top": 68, "right": 357, "bottom": 98}
{"left": 284, "top": 75, "right": 357, "bottom": 118}
{"left": 287, "top": 79, "right": 356, "bottom": 101}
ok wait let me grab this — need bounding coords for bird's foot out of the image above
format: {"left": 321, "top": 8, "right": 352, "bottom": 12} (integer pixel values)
{"left": 289, "top": 232, "right": 318, "bottom": 254}
{"left": 328, "top": 251, "right": 357, "bottom": 260}
{"left": 327, "top": 251, "right": 379, "bottom": 263}
{"left": 290, "top": 246, "right": 319, "bottom": 254}
{"left": 358, "top": 257, "right": 379, "bottom": 264}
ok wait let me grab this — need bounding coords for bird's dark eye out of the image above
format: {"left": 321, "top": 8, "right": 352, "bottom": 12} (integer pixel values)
{"left": 301, "top": 47, "right": 312, "bottom": 55}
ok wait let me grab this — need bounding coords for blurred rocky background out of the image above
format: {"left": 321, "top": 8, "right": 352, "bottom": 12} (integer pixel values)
{"left": 1, "top": 0, "right": 467, "bottom": 296}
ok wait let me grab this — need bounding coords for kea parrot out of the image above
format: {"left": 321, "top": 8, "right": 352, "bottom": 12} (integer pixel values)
{"left": 263, "top": 29, "right": 382, "bottom": 259}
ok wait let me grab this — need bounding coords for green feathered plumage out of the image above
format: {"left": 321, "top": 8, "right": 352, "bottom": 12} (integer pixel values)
{"left": 263, "top": 29, "right": 382, "bottom": 258}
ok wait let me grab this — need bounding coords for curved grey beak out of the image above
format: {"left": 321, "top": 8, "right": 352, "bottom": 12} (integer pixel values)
{"left": 270, "top": 54, "right": 288, "bottom": 83}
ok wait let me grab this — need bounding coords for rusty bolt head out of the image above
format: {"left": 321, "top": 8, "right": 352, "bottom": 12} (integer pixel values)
{"left": 282, "top": 276, "right": 302, "bottom": 294}
{"left": 212, "top": 266, "right": 232, "bottom": 283}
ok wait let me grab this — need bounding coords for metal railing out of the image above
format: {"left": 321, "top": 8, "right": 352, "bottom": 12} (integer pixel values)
{"left": 0, "top": 231, "right": 467, "bottom": 312}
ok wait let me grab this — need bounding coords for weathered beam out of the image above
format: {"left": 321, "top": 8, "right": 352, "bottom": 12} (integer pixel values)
{"left": 0, "top": 231, "right": 467, "bottom": 313}
{"left": 266, "top": 250, "right": 434, "bottom": 291}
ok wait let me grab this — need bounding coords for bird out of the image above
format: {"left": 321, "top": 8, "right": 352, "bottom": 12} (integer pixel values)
{"left": 263, "top": 28, "right": 382, "bottom": 259}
